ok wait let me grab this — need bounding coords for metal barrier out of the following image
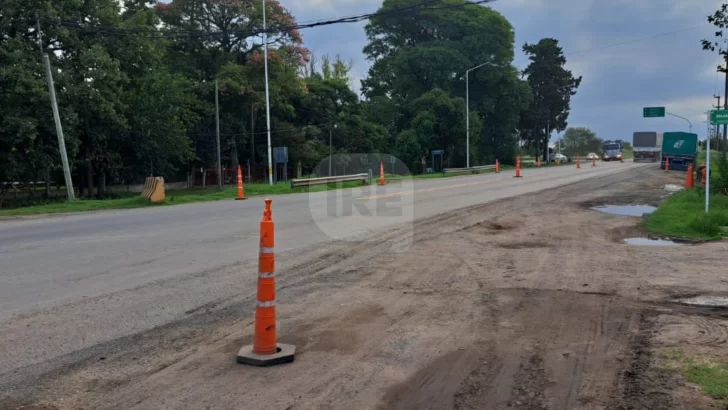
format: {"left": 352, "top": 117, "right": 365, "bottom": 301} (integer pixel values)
{"left": 443, "top": 165, "right": 496, "bottom": 175}
{"left": 290, "top": 173, "right": 369, "bottom": 188}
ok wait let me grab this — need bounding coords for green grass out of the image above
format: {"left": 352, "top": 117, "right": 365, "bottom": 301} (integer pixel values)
{"left": 0, "top": 181, "right": 365, "bottom": 217}
{"left": 661, "top": 348, "right": 728, "bottom": 406}
{"left": 646, "top": 189, "right": 728, "bottom": 240}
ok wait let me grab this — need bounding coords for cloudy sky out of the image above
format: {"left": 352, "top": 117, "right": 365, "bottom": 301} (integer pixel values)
{"left": 282, "top": 0, "right": 725, "bottom": 142}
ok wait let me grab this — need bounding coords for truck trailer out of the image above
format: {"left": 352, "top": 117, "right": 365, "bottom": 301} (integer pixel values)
{"left": 661, "top": 132, "right": 697, "bottom": 171}
{"left": 633, "top": 132, "right": 662, "bottom": 162}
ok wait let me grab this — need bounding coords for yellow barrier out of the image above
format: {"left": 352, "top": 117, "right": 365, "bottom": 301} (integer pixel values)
{"left": 141, "top": 177, "right": 165, "bottom": 203}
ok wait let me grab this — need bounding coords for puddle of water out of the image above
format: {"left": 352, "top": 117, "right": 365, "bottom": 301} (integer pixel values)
{"left": 674, "top": 295, "right": 728, "bottom": 308}
{"left": 624, "top": 237, "right": 683, "bottom": 246}
{"left": 592, "top": 205, "right": 657, "bottom": 217}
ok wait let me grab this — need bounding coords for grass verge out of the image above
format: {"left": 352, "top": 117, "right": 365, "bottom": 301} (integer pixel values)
{"left": 646, "top": 189, "right": 728, "bottom": 240}
{"left": 0, "top": 181, "right": 365, "bottom": 217}
{"left": 661, "top": 348, "right": 728, "bottom": 406}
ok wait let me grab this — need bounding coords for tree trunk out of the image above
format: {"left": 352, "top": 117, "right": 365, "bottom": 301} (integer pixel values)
{"left": 44, "top": 166, "right": 50, "bottom": 198}
{"left": 85, "top": 147, "right": 94, "bottom": 199}
{"left": 97, "top": 172, "right": 106, "bottom": 198}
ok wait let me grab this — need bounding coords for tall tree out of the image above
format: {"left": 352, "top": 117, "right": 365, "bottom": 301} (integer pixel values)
{"left": 361, "top": 0, "right": 526, "bottom": 169}
{"left": 702, "top": 4, "right": 728, "bottom": 191}
{"left": 521, "top": 38, "right": 581, "bottom": 162}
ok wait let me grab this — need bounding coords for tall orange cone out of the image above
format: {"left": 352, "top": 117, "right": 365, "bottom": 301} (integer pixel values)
{"left": 592, "top": 156, "right": 596, "bottom": 167}
{"left": 495, "top": 159, "right": 500, "bottom": 174}
{"left": 665, "top": 157, "right": 670, "bottom": 173}
{"left": 686, "top": 163, "right": 694, "bottom": 189}
{"left": 235, "top": 166, "right": 246, "bottom": 200}
{"left": 537, "top": 157, "right": 541, "bottom": 168}
{"left": 379, "top": 161, "right": 386, "bottom": 185}
{"left": 238, "top": 199, "right": 295, "bottom": 367}
{"left": 576, "top": 153, "right": 581, "bottom": 169}
{"left": 514, "top": 156, "right": 522, "bottom": 178}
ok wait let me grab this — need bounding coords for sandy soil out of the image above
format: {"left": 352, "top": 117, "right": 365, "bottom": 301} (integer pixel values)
{"left": 3, "top": 166, "right": 728, "bottom": 410}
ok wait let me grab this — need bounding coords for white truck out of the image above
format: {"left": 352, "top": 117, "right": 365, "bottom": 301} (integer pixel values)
{"left": 633, "top": 132, "right": 663, "bottom": 163}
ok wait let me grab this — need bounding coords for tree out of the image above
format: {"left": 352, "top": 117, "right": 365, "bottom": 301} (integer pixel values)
{"left": 521, "top": 38, "right": 581, "bottom": 162}
{"left": 361, "top": 0, "right": 526, "bottom": 168}
{"left": 555, "top": 127, "right": 602, "bottom": 158}
{"left": 702, "top": 4, "right": 728, "bottom": 191}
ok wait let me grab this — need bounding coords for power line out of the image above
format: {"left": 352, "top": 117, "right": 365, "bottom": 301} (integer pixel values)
{"left": 40, "top": 0, "right": 494, "bottom": 40}
{"left": 568, "top": 24, "right": 703, "bottom": 57}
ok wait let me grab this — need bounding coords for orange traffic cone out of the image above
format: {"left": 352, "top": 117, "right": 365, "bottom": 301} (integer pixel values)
{"left": 665, "top": 157, "right": 670, "bottom": 173}
{"left": 576, "top": 154, "right": 581, "bottom": 169}
{"left": 686, "top": 164, "right": 694, "bottom": 189}
{"left": 379, "top": 161, "right": 386, "bottom": 186}
{"left": 514, "top": 156, "right": 522, "bottom": 178}
{"left": 235, "top": 166, "right": 246, "bottom": 200}
{"left": 537, "top": 157, "right": 541, "bottom": 168}
{"left": 495, "top": 159, "right": 500, "bottom": 174}
{"left": 238, "top": 199, "right": 295, "bottom": 367}
{"left": 592, "top": 156, "right": 596, "bottom": 167}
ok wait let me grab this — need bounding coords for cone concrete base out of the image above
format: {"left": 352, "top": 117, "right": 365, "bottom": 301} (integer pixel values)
{"left": 235, "top": 197, "right": 247, "bottom": 200}
{"left": 237, "top": 344, "right": 295, "bottom": 367}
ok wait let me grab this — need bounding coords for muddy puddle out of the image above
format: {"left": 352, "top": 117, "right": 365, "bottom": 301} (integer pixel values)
{"left": 624, "top": 238, "right": 684, "bottom": 247}
{"left": 592, "top": 205, "right": 656, "bottom": 217}
{"left": 673, "top": 295, "right": 728, "bottom": 307}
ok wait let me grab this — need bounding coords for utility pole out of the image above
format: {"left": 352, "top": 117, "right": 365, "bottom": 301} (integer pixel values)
{"left": 43, "top": 55, "right": 75, "bottom": 201}
{"left": 250, "top": 103, "right": 255, "bottom": 165}
{"left": 38, "top": 18, "right": 74, "bottom": 201}
{"left": 215, "top": 80, "right": 222, "bottom": 189}
{"left": 262, "top": 0, "right": 273, "bottom": 185}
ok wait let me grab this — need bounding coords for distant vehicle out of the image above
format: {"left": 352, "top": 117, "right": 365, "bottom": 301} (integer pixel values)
{"left": 586, "top": 153, "right": 599, "bottom": 160}
{"left": 602, "top": 140, "right": 623, "bottom": 161}
{"left": 550, "top": 153, "right": 569, "bottom": 163}
{"left": 661, "top": 132, "right": 697, "bottom": 171}
{"left": 633, "top": 132, "right": 663, "bottom": 163}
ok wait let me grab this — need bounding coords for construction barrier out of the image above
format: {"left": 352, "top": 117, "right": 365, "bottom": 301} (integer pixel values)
{"left": 141, "top": 177, "right": 165, "bottom": 203}
{"left": 238, "top": 199, "right": 295, "bottom": 367}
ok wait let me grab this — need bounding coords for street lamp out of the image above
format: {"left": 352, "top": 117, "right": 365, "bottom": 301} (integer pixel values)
{"left": 262, "top": 0, "right": 273, "bottom": 185}
{"left": 667, "top": 112, "right": 693, "bottom": 133}
{"left": 329, "top": 123, "right": 337, "bottom": 176}
{"left": 466, "top": 61, "right": 497, "bottom": 168}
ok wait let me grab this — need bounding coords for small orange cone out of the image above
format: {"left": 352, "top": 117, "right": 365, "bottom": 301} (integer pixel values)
{"left": 379, "top": 161, "right": 386, "bottom": 185}
{"left": 665, "top": 157, "right": 670, "bottom": 173}
{"left": 592, "top": 156, "right": 596, "bottom": 167}
{"left": 686, "top": 163, "right": 694, "bottom": 189}
{"left": 537, "top": 157, "right": 541, "bottom": 168}
{"left": 235, "top": 166, "right": 246, "bottom": 200}
{"left": 514, "top": 156, "right": 522, "bottom": 178}
{"left": 238, "top": 199, "right": 295, "bottom": 367}
{"left": 576, "top": 154, "right": 581, "bottom": 169}
{"left": 495, "top": 159, "right": 500, "bottom": 174}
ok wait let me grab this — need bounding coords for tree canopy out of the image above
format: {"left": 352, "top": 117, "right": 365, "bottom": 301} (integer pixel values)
{"left": 1, "top": 0, "right": 581, "bottom": 202}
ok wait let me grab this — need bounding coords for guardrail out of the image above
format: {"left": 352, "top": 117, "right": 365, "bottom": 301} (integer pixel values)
{"left": 290, "top": 173, "right": 369, "bottom": 188}
{"left": 443, "top": 165, "right": 496, "bottom": 175}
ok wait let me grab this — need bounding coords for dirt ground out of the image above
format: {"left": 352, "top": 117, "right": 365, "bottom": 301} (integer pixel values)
{"left": 4, "top": 166, "right": 728, "bottom": 410}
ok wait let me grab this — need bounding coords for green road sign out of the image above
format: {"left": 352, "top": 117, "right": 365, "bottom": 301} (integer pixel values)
{"left": 643, "top": 107, "right": 665, "bottom": 118}
{"left": 710, "top": 110, "right": 728, "bottom": 125}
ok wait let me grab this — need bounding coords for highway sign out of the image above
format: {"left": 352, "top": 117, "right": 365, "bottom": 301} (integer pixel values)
{"left": 710, "top": 110, "right": 728, "bottom": 125}
{"left": 643, "top": 107, "right": 665, "bottom": 118}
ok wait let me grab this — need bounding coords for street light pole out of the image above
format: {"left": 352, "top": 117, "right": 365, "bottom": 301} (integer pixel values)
{"left": 465, "top": 62, "right": 496, "bottom": 168}
{"left": 667, "top": 112, "right": 693, "bottom": 133}
{"left": 262, "top": 0, "right": 273, "bottom": 185}
{"left": 329, "top": 124, "right": 336, "bottom": 176}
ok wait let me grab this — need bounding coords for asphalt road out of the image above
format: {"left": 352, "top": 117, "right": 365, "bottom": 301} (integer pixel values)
{"left": 0, "top": 161, "right": 647, "bottom": 376}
